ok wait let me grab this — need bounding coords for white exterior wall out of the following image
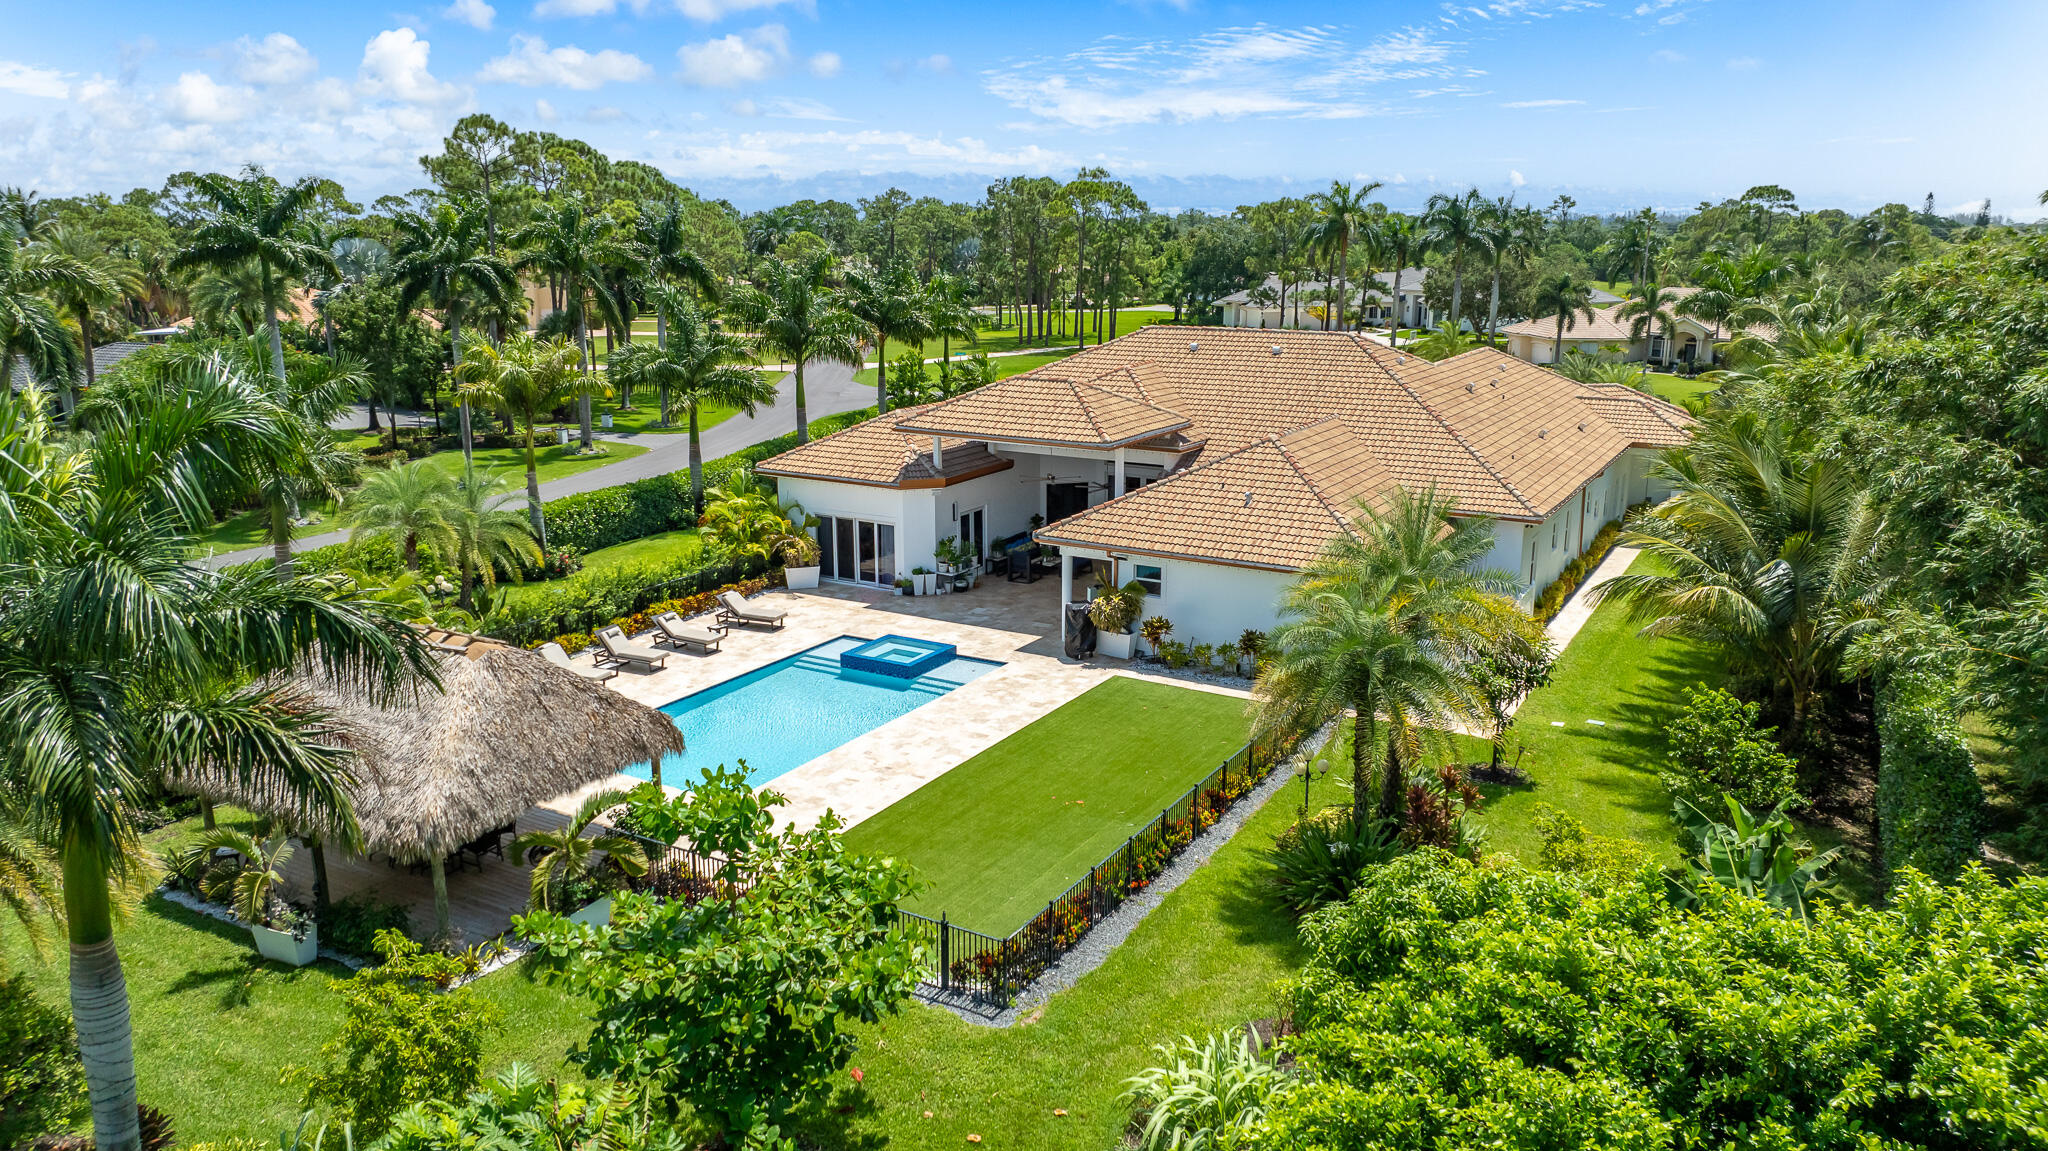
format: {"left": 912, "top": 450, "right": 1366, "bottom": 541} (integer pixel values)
{"left": 1106, "top": 556, "right": 1294, "bottom": 648}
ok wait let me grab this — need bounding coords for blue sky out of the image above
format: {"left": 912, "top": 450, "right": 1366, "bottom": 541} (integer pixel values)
{"left": 2, "top": 0, "right": 2043, "bottom": 215}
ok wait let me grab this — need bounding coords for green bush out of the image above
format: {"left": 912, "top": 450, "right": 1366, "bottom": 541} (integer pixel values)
{"left": 1531, "top": 517, "right": 1623, "bottom": 622}
{"left": 1877, "top": 671, "right": 1983, "bottom": 883}
{"left": 1531, "top": 803, "right": 1649, "bottom": 880}
{"left": 1121, "top": 1030, "right": 1281, "bottom": 1151}
{"left": 1268, "top": 812, "right": 1404, "bottom": 915}
{"left": 479, "top": 550, "right": 769, "bottom": 647}
{"left": 1261, "top": 851, "right": 2048, "bottom": 1151}
{"left": 1661, "top": 687, "right": 1801, "bottom": 850}
{"left": 0, "top": 972, "right": 86, "bottom": 1147}
{"left": 320, "top": 893, "right": 415, "bottom": 959}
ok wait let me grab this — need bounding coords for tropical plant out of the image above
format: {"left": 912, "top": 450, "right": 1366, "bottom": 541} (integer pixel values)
{"left": 1255, "top": 485, "right": 1516, "bottom": 825}
{"left": 1423, "top": 188, "right": 1482, "bottom": 330}
{"left": 609, "top": 287, "right": 774, "bottom": 511}
{"left": 312, "top": 235, "right": 391, "bottom": 363}
{"left": 1662, "top": 686, "right": 1802, "bottom": 830}
{"left": 1552, "top": 349, "right": 1651, "bottom": 388}
{"left": 1305, "top": 179, "right": 1384, "bottom": 332}
{"left": 1140, "top": 615, "right": 1174, "bottom": 648}
{"left": 839, "top": 260, "right": 934, "bottom": 414}
{"left": 1087, "top": 577, "right": 1148, "bottom": 636}
{"left": 1268, "top": 810, "right": 1404, "bottom": 915}
{"left": 1617, "top": 281, "right": 1682, "bottom": 359}
{"left": 511, "top": 788, "right": 650, "bottom": 912}
{"left": 727, "top": 251, "right": 865, "bottom": 442}
{"left": 388, "top": 201, "right": 516, "bottom": 477}
{"left": 341, "top": 460, "right": 458, "bottom": 572}
{"left": 1122, "top": 1029, "right": 1283, "bottom": 1151}
{"left": 633, "top": 195, "right": 721, "bottom": 329}
{"left": 1408, "top": 319, "right": 1480, "bottom": 361}
{"left": 38, "top": 225, "right": 140, "bottom": 391}
{"left": 0, "top": 971, "right": 86, "bottom": 1148}
{"left": 377, "top": 1063, "right": 681, "bottom": 1151}
{"left": 1531, "top": 272, "right": 1598, "bottom": 363}
{"left": 924, "top": 269, "right": 978, "bottom": 385}
{"left": 509, "top": 197, "right": 635, "bottom": 449}
{"left": 0, "top": 358, "right": 434, "bottom": 1151}
{"left": 1461, "top": 604, "right": 1556, "bottom": 772}
{"left": 453, "top": 330, "right": 588, "bottom": 543}
{"left": 163, "top": 828, "right": 301, "bottom": 928}
{"left": 443, "top": 470, "right": 541, "bottom": 613}
{"left": 1597, "top": 412, "right": 1887, "bottom": 734}
{"left": 169, "top": 171, "right": 339, "bottom": 384}
{"left": 1669, "top": 794, "right": 1842, "bottom": 920}
{"left": 0, "top": 793, "right": 61, "bottom": 958}
{"left": 0, "top": 220, "right": 93, "bottom": 410}
{"left": 1378, "top": 214, "right": 1428, "bottom": 347}
{"left": 702, "top": 466, "right": 815, "bottom": 566}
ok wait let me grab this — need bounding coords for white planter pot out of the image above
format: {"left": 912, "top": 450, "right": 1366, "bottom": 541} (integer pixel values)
{"left": 1097, "top": 630, "right": 1134, "bottom": 660}
{"left": 913, "top": 572, "right": 936, "bottom": 595}
{"left": 784, "top": 565, "right": 821, "bottom": 590}
{"left": 568, "top": 895, "right": 613, "bottom": 927}
{"left": 893, "top": 587, "right": 904, "bottom": 596}
{"left": 251, "top": 922, "right": 319, "bottom": 967}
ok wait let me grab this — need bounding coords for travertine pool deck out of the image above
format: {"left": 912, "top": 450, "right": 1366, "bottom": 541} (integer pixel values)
{"left": 560, "top": 578, "right": 1251, "bottom": 830}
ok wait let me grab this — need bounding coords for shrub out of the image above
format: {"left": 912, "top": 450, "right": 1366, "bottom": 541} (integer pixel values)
{"left": 1140, "top": 615, "right": 1174, "bottom": 647}
{"left": 321, "top": 893, "right": 416, "bottom": 959}
{"left": 0, "top": 973, "right": 86, "bottom": 1147}
{"left": 482, "top": 551, "right": 769, "bottom": 648}
{"left": 1661, "top": 686, "right": 1801, "bottom": 849}
{"left": 1087, "top": 579, "right": 1145, "bottom": 635}
{"left": 1268, "top": 811, "right": 1404, "bottom": 915}
{"left": 1876, "top": 670, "right": 1983, "bottom": 883}
{"left": 1121, "top": 1030, "right": 1281, "bottom": 1151}
{"left": 1531, "top": 517, "right": 1623, "bottom": 622}
{"left": 1531, "top": 803, "right": 1649, "bottom": 879}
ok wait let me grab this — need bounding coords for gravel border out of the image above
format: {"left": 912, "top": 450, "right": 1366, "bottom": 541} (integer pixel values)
{"left": 156, "top": 886, "right": 532, "bottom": 986}
{"left": 916, "top": 719, "right": 1335, "bottom": 1028}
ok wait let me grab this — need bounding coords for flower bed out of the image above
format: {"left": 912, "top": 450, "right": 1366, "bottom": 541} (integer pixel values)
{"left": 530, "top": 576, "right": 773, "bottom": 656}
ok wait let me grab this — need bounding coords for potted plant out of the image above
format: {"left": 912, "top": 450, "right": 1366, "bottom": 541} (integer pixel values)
{"left": 1087, "top": 577, "right": 1146, "bottom": 659}
{"left": 893, "top": 577, "right": 912, "bottom": 596}
{"left": 934, "top": 535, "right": 975, "bottom": 591}
{"left": 910, "top": 566, "right": 936, "bottom": 596}
{"left": 779, "top": 533, "right": 822, "bottom": 590}
{"left": 167, "top": 830, "right": 319, "bottom": 966}
{"left": 1139, "top": 615, "right": 1174, "bottom": 658}
{"left": 1236, "top": 629, "right": 1267, "bottom": 677}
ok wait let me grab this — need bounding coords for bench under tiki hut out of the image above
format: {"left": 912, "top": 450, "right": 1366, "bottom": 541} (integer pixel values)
{"left": 179, "top": 629, "right": 686, "bottom": 937}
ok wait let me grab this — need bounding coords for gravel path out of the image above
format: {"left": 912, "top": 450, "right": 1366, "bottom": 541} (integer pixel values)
{"left": 918, "top": 720, "right": 1334, "bottom": 1027}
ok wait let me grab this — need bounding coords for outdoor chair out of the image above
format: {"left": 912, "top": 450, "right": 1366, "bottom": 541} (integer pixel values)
{"left": 456, "top": 822, "right": 514, "bottom": 869}
{"left": 539, "top": 641, "right": 616, "bottom": 682}
{"left": 651, "top": 612, "right": 724, "bottom": 654}
{"left": 716, "top": 590, "right": 787, "bottom": 630}
{"left": 594, "top": 626, "right": 670, "bottom": 671}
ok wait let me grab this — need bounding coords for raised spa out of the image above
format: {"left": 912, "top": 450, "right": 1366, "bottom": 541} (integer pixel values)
{"left": 839, "top": 634, "right": 958, "bottom": 678}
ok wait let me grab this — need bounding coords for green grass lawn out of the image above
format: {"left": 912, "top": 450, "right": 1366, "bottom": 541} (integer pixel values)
{"left": 1643, "top": 372, "right": 1717, "bottom": 407}
{"left": 842, "top": 678, "right": 1252, "bottom": 935}
{"left": 496, "top": 529, "right": 705, "bottom": 610}
{"left": 415, "top": 439, "right": 648, "bottom": 486}
{"left": 853, "top": 349, "right": 1084, "bottom": 392}
{"left": 194, "top": 500, "right": 342, "bottom": 553}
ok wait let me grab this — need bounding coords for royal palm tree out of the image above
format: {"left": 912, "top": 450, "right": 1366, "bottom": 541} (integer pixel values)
{"left": 1596, "top": 413, "right": 1887, "bottom": 735}
{"left": 170, "top": 172, "right": 339, "bottom": 385}
{"left": 727, "top": 252, "right": 865, "bottom": 443}
{"left": 0, "top": 793, "right": 60, "bottom": 958}
{"left": 1255, "top": 486, "right": 1514, "bottom": 824}
{"left": 443, "top": 470, "right": 540, "bottom": 613}
{"left": 1618, "top": 282, "right": 1682, "bottom": 365}
{"left": 0, "top": 362, "right": 432, "bottom": 1151}
{"left": 389, "top": 201, "right": 516, "bottom": 477}
{"left": 1379, "top": 214, "right": 1428, "bottom": 348}
{"left": 342, "top": 460, "right": 459, "bottom": 571}
{"left": 512, "top": 788, "right": 649, "bottom": 909}
{"left": 247, "top": 347, "right": 366, "bottom": 575}
{"left": 1423, "top": 189, "right": 1483, "bottom": 332}
{"left": 635, "top": 197, "right": 721, "bottom": 354}
{"left": 1532, "top": 273, "right": 1598, "bottom": 364}
{"left": 453, "top": 331, "right": 589, "bottom": 544}
{"left": 1305, "top": 180, "right": 1384, "bottom": 332}
{"left": 39, "top": 226, "right": 140, "bottom": 392}
{"left": 840, "top": 261, "right": 934, "bottom": 414}
{"left": 609, "top": 287, "right": 775, "bottom": 512}
{"left": 509, "top": 198, "right": 635, "bottom": 449}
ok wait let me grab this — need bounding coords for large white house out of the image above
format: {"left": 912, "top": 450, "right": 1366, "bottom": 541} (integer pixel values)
{"left": 756, "top": 326, "right": 1692, "bottom": 652}
{"left": 1216, "top": 268, "right": 1437, "bottom": 331}
{"left": 1500, "top": 286, "right": 1763, "bottom": 367}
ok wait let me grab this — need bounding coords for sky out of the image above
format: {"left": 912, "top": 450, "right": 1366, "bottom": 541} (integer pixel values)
{"left": 2, "top": 0, "right": 2044, "bottom": 216}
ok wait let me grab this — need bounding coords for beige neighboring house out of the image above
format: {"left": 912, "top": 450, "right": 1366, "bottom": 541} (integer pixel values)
{"left": 756, "top": 325, "right": 1693, "bottom": 650}
{"left": 1501, "top": 285, "right": 1765, "bottom": 367}
{"left": 1217, "top": 268, "right": 1437, "bottom": 331}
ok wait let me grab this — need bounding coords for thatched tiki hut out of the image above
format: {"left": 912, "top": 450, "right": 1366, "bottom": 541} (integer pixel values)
{"left": 179, "top": 629, "right": 685, "bottom": 937}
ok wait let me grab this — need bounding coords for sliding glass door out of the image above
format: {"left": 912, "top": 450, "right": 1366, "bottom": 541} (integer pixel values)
{"left": 815, "top": 515, "right": 896, "bottom": 586}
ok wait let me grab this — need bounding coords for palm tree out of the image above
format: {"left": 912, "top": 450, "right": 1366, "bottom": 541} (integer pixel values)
{"left": 512, "top": 788, "right": 649, "bottom": 909}
{"left": 1305, "top": 180, "right": 1384, "bottom": 332}
{"left": 727, "top": 252, "right": 865, "bottom": 443}
{"left": 1410, "top": 321, "right": 1481, "bottom": 362}
{"left": 453, "top": 331, "right": 588, "bottom": 544}
{"left": 39, "top": 226, "right": 140, "bottom": 392}
{"left": 1254, "top": 486, "right": 1514, "bottom": 824}
{"left": 1478, "top": 198, "right": 1533, "bottom": 346}
{"left": 635, "top": 197, "right": 721, "bottom": 355}
{"left": 1379, "top": 214, "right": 1428, "bottom": 348}
{"left": 1618, "top": 282, "right": 1681, "bottom": 365}
{"left": 443, "top": 470, "right": 540, "bottom": 613}
{"left": 188, "top": 261, "right": 270, "bottom": 335}
{"left": 1423, "top": 189, "right": 1482, "bottom": 332}
{"left": 1596, "top": 413, "right": 1886, "bottom": 735}
{"left": 1, "top": 222, "right": 97, "bottom": 412}
{"left": 342, "top": 460, "right": 459, "bottom": 571}
{"left": 390, "top": 202, "right": 516, "bottom": 478}
{"left": 509, "top": 198, "right": 635, "bottom": 450}
{"left": 840, "top": 261, "right": 934, "bottom": 414}
{"left": 610, "top": 288, "right": 775, "bottom": 512}
{"left": 0, "top": 793, "right": 60, "bottom": 958}
{"left": 1532, "top": 273, "right": 1598, "bottom": 364}
{"left": 169, "top": 172, "right": 338, "bottom": 384}
{"left": 0, "top": 358, "right": 433, "bottom": 1151}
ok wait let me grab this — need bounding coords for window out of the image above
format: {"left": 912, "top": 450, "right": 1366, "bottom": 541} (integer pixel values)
{"left": 817, "top": 516, "right": 897, "bottom": 587}
{"left": 1134, "top": 564, "right": 1163, "bottom": 597}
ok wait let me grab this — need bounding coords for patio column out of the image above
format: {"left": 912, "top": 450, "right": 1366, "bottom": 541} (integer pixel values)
{"left": 1113, "top": 448, "right": 1127, "bottom": 497}
{"left": 1059, "top": 551, "right": 1074, "bottom": 645}
{"left": 430, "top": 856, "right": 451, "bottom": 939}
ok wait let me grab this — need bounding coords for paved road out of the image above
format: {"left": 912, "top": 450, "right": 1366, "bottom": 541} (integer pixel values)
{"left": 204, "top": 360, "right": 873, "bottom": 569}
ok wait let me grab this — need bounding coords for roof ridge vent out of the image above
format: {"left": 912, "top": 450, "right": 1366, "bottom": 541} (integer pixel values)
{"left": 1465, "top": 381, "right": 1476, "bottom": 393}
{"left": 1270, "top": 345, "right": 1282, "bottom": 355}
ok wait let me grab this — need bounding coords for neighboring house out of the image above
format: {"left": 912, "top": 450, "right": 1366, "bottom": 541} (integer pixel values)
{"left": 1501, "top": 286, "right": 1768, "bottom": 367}
{"left": 1217, "top": 268, "right": 1437, "bottom": 331}
{"left": 8, "top": 339, "right": 155, "bottom": 395}
{"left": 757, "top": 326, "right": 1692, "bottom": 649}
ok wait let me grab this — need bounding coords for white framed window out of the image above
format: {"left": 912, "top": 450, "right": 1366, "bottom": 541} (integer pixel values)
{"left": 1133, "top": 564, "right": 1164, "bottom": 597}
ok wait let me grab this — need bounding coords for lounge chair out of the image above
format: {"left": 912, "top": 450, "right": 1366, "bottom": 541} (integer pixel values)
{"left": 716, "top": 589, "right": 788, "bottom": 630}
{"left": 594, "top": 626, "right": 670, "bottom": 671}
{"left": 652, "top": 612, "right": 724, "bottom": 654}
{"left": 540, "top": 641, "right": 616, "bottom": 682}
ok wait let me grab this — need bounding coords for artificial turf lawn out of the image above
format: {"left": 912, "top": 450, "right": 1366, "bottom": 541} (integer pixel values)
{"left": 840, "top": 677, "right": 1252, "bottom": 935}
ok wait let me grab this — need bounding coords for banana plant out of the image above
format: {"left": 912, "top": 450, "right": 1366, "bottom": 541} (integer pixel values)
{"left": 1669, "top": 795, "right": 1842, "bottom": 921}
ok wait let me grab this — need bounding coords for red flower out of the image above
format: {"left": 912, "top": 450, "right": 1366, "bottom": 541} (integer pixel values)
{"left": 850, "top": 1067, "right": 864, "bottom": 1083}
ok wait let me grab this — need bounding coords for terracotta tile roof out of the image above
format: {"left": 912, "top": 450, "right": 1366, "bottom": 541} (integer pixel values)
{"left": 1498, "top": 307, "right": 1638, "bottom": 343}
{"left": 892, "top": 371, "right": 1190, "bottom": 449}
{"left": 755, "top": 405, "right": 1013, "bottom": 488}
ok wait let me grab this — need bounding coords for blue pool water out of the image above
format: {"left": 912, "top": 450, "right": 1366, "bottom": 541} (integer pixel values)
{"left": 635, "top": 635, "right": 1001, "bottom": 787}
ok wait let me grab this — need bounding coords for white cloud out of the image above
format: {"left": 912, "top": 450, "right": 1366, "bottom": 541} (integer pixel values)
{"left": 358, "top": 28, "right": 464, "bottom": 104}
{"left": 1500, "top": 98, "right": 1581, "bottom": 107}
{"left": 1509, "top": 169, "right": 1526, "bottom": 186}
{"left": 1725, "top": 55, "right": 1759, "bottom": 70}
{"left": 444, "top": 0, "right": 496, "bottom": 30}
{"left": 675, "top": 0, "right": 814, "bottom": 21}
{"left": 1651, "top": 48, "right": 1685, "bottom": 63}
{"left": 164, "top": 71, "right": 254, "bottom": 123}
{"left": 534, "top": 0, "right": 649, "bottom": 17}
{"left": 480, "top": 34, "right": 650, "bottom": 89}
{"left": 918, "top": 53, "right": 953, "bottom": 74}
{"left": 0, "top": 61, "right": 69, "bottom": 99}
{"left": 663, "top": 126, "right": 1067, "bottom": 179}
{"left": 585, "top": 104, "right": 625, "bottom": 121}
{"left": 807, "top": 51, "right": 840, "bottom": 77}
{"left": 535, "top": 97, "right": 559, "bottom": 122}
{"left": 232, "top": 34, "right": 317, "bottom": 86}
{"left": 728, "top": 98, "right": 759, "bottom": 116}
{"left": 764, "top": 97, "right": 846, "bottom": 120}
{"left": 676, "top": 23, "right": 787, "bottom": 87}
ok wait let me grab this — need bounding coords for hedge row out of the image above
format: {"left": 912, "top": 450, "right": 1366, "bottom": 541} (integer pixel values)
{"left": 478, "top": 550, "right": 775, "bottom": 648}
{"left": 538, "top": 407, "right": 878, "bottom": 554}
{"left": 1876, "top": 670, "right": 1984, "bottom": 884}
{"left": 538, "top": 576, "right": 772, "bottom": 656}
{"left": 1533, "top": 518, "right": 1624, "bottom": 622}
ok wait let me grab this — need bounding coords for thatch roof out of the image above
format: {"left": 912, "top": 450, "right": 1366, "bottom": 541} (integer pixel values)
{"left": 179, "top": 630, "right": 685, "bottom": 859}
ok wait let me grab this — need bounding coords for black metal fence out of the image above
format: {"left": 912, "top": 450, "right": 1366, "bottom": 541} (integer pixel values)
{"left": 607, "top": 731, "right": 1295, "bottom": 1008}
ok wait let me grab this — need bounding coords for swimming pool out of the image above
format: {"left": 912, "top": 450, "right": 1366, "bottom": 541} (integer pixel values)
{"left": 636, "top": 635, "right": 1001, "bottom": 788}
